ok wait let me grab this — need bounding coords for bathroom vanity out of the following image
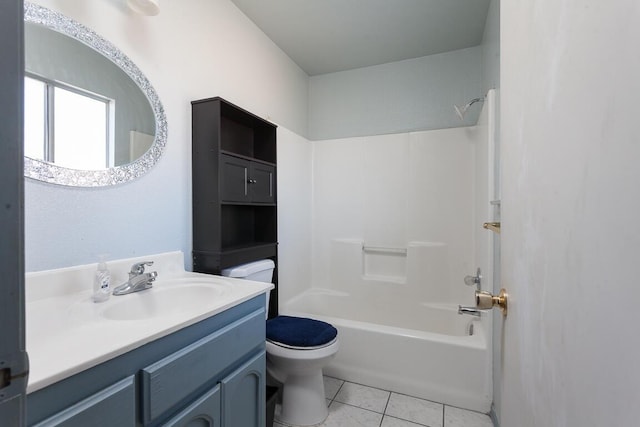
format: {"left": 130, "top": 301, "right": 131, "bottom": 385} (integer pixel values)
{"left": 25, "top": 252, "right": 272, "bottom": 427}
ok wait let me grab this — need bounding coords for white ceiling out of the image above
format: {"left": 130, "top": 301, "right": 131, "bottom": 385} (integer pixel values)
{"left": 230, "top": 0, "right": 492, "bottom": 76}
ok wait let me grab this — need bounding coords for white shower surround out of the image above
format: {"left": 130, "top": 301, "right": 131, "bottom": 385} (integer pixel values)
{"left": 284, "top": 91, "right": 496, "bottom": 412}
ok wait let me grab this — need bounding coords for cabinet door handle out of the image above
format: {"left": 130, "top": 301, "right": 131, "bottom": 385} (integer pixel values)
{"left": 247, "top": 179, "right": 257, "bottom": 184}
{"left": 244, "top": 168, "right": 248, "bottom": 195}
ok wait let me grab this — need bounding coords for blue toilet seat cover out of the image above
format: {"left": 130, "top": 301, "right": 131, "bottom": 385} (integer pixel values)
{"left": 266, "top": 316, "right": 338, "bottom": 347}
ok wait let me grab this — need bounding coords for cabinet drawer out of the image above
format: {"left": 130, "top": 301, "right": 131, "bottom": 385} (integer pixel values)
{"left": 140, "top": 308, "right": 265, "bottom": 424}
{"left": 33, "top": 376, "right": 135, "bottom": 427}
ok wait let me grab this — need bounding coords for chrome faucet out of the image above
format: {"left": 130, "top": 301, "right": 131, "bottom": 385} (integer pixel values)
{"left": 112, "top": 261, "right": 158, "bottom": 296}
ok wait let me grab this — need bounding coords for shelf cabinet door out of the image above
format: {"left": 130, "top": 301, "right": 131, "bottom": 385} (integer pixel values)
{"left": 163, "top": 385, "right": 221, "bottom": 427}
{"left": 220, "top": 351, "right": 265, "bottom": 427}
{"left": 221, "top": 154, "right": 275, "bottom": 204}
{"left": 249, "top": 163, "right": 275, "bottom": 203}
{"left": 220, "top": 155, "right": 250, "bottom": 202}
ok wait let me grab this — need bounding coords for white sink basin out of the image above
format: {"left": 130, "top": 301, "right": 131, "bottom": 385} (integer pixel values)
{"left": 101, "top": 279, "right": 232, "bottom": 321}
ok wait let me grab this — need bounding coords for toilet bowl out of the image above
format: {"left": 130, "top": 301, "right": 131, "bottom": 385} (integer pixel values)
{"left": 220, "top": 260, "right": 339, "bottom": 426}
{"left": 266, "top": 316, "right": 339, "bottom": 426}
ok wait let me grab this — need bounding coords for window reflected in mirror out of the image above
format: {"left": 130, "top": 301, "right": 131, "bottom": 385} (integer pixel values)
{"left": 24, "top": 75, "right": 114, "bottom": 170}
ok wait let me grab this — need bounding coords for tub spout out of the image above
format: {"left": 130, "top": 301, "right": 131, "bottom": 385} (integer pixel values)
{"left": 458, "top": 305, "right": 481, "bottom": 317}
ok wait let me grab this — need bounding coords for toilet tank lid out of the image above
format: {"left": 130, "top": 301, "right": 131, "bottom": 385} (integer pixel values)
{"left": 221, "top": 259, "right": 275, "bottom": 277}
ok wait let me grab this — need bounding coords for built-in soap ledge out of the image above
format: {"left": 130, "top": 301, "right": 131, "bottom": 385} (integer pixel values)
{"left": 362, "top": 245, "right": 408, "bottom": 283}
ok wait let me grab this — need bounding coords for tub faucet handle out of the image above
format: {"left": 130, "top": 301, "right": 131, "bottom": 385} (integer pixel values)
{"left": 464, "top": 268, "right": 482, "bottom": 290}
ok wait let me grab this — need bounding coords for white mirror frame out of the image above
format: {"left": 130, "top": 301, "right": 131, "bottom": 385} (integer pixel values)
{"left": 24, "top": 3, "right": 167, "bottom": 187}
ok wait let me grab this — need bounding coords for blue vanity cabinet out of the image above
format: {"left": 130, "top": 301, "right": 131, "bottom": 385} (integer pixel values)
{"left": 27, "top": 296, "right": 266, "bottom": 427}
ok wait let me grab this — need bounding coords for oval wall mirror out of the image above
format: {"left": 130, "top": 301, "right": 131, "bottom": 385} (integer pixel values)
{"left": 24, "top": 3, "right": 167, "bottom": 187}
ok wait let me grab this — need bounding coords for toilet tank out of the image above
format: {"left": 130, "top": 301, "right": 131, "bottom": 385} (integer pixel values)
{"left": 220, "top": 259, "right": 275, "bottom": 282}
{"left": 221, "top": 259, "right": 275, "bottom": 319}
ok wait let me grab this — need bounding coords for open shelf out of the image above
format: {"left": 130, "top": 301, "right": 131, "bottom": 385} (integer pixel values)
{"left": 220, "top": 205, "right": 277, "bottom": 250}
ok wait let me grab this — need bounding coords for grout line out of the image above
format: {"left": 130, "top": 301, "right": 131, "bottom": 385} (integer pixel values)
{"left": 380, "top": 414, "right": 431, "bottom": 427}
{"left": 331, "top": 377, "right": 345, "bottom": 402}
{"left": 442, "top": 404, "right": 445, "bottom": 427}
{"left": 444, "top": 402, "right": 491, "bottom": 416}
{"left": 382, "top": 388, "right": 443, "bottom": 407}
{"left": 378, "top": 391, "right": 391, "bottom": 427}
{"left": 327, "top": 376, "right": 391, "bottom": 394}
{"left": 334, "top": 400, "right": 384, "bottom": 413}
{"left": 382, "top": 390, "right": 391, "bottom": 416}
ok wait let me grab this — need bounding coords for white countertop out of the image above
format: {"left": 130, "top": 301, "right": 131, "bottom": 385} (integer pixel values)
{"left": 25, "top": 251, "right": 272, "bottom": 394}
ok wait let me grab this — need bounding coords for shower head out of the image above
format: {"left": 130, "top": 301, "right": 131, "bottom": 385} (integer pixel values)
{"left": 454, "top": 97, "right": 485, "bottom": 120}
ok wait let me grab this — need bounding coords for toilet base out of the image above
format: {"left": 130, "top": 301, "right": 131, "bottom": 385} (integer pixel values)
{"left": 275, "top": 371, "right": 328, "bottom": 426}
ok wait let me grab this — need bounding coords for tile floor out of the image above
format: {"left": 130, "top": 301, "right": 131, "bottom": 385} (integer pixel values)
{"left": 273, "top": 376, "right": 493, "bottom": 427}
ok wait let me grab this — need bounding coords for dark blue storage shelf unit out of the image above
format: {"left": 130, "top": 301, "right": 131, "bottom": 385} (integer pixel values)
{"left": 191, "top": 97, "right": 278, "bottom": 317}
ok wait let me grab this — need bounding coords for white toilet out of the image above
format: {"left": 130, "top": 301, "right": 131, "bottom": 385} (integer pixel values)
{"left": 221, "top": 260, "right": 339, "bottom": 426}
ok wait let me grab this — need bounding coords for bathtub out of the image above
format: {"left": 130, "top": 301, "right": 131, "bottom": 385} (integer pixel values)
{"left": 281, "top": 288, "right": 492, "bottom": 413}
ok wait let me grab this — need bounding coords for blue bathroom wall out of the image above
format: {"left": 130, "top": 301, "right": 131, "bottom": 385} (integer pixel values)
{"left": 307, "top": 46, "right": 484, "bottom": 140}
{"left": 481, "top": 0, "right": 500, "bottom": 95}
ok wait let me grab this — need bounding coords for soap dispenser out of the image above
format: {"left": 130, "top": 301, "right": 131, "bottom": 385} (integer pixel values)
{"left": 92, "top": 255, "right": 111, "bottom": 303}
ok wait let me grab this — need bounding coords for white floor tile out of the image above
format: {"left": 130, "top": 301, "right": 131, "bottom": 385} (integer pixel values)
{"left": 444, "top": 406, "right": 493, "bottom": 427}
{"left": 334, "top": 382, "right": 390, "bottom": 413}
{"left": 385, "top": 393, "right": 443, "bottom": 427}
{"left": 270, "top": 376, "right": 492, "bottom": 427}
{"left": 319, "top": 401, "right": 383, "bottom": 427}
{"left": 381, "top": 415, "right": 426, "bottom": 426}
{"left": 324, "top": 376, "right": 344, "bottom": 400}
